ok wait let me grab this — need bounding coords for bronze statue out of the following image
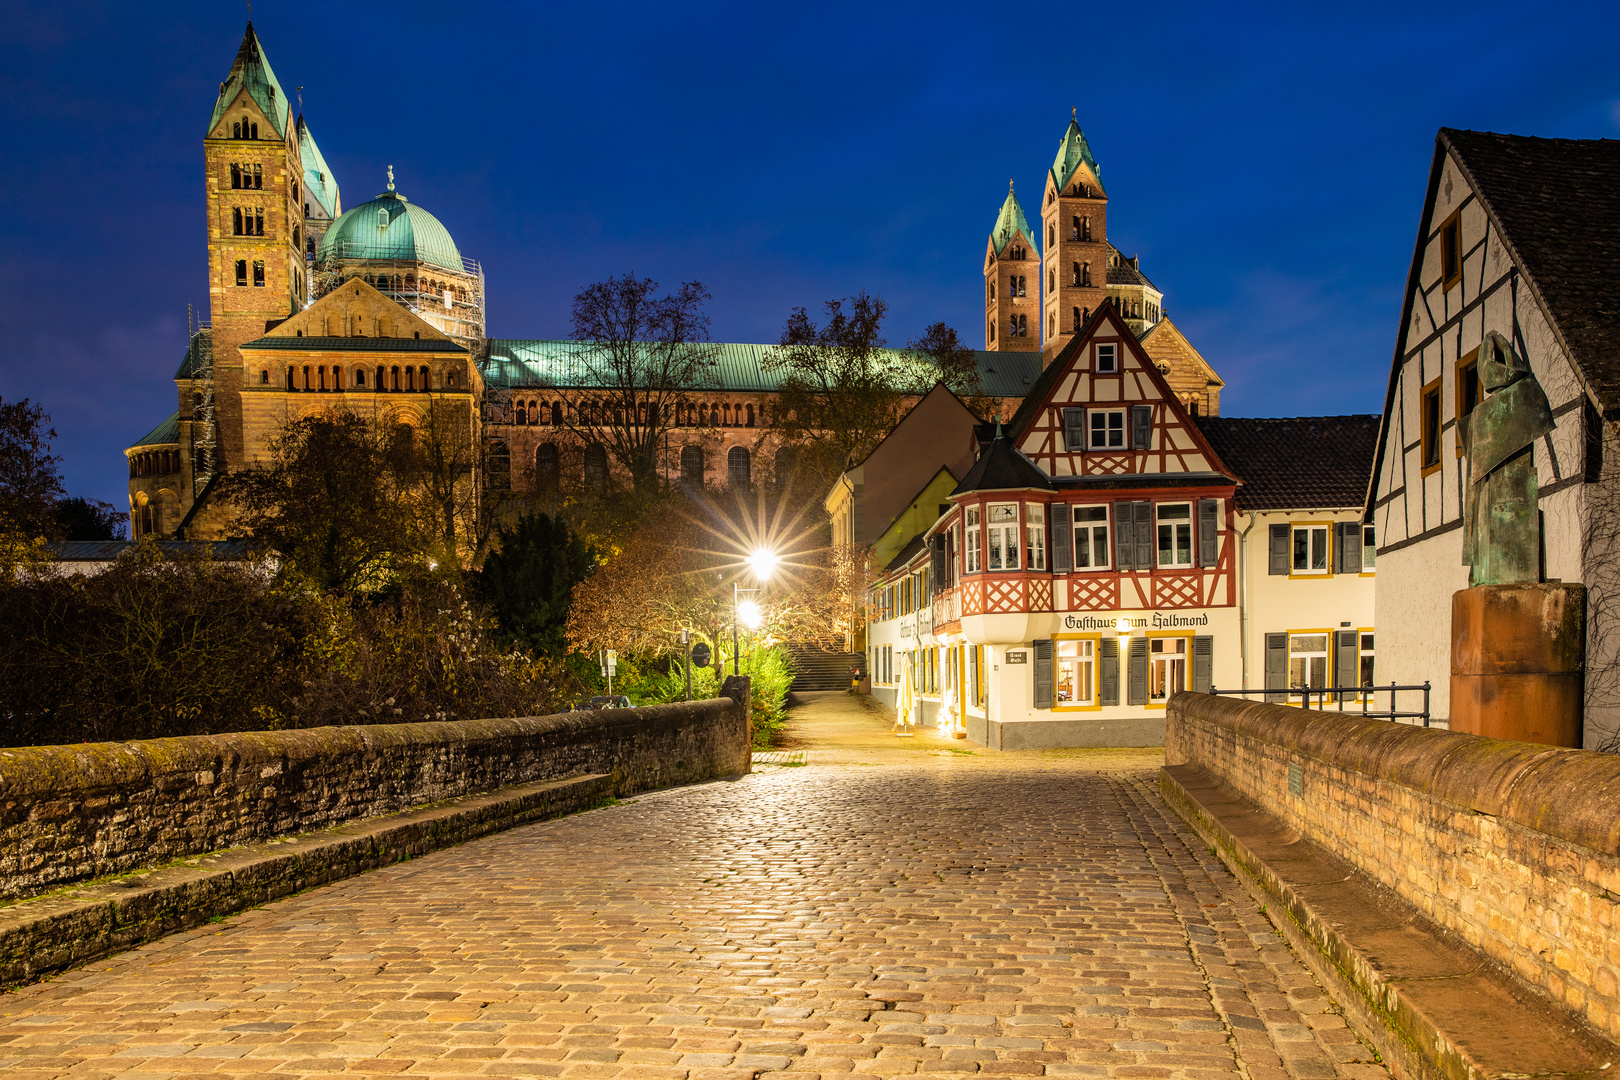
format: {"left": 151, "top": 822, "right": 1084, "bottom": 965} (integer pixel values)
{"left": 1461, "top": 330, "right": 1555, "bottom": 586}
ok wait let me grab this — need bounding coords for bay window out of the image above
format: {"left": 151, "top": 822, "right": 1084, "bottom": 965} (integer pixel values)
{"left": 987, "top": 504, "right": 1019, "bottom": 570}
{"left": 965, "top": 507, "right": 981, "bottom": 573}
{"left": 1025, "top": 503, "right": 1046, "bottom": 571}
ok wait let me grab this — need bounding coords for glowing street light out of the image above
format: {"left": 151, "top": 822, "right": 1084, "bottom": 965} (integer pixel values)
{"left": 737, "top": 599, "right": 764, "bottom": 629}
{"left": 732, "top": 547, "right": 779, "bottom": 675}
{"left": 747, "top": 547, "right": 780, "bottom": 582}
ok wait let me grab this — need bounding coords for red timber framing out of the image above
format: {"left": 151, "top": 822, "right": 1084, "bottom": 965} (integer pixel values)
{"left": 911, "top": 302, "right": 1240, "bottom": 627}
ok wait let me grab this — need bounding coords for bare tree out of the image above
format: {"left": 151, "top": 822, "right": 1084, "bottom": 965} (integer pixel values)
{"left": 549, "top": 275, "right": 719, "bottom": 503}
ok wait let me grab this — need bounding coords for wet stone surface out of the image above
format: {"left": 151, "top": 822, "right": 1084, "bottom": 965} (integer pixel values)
{"left": 0, "top": 694, "right": 1387, "bottom": 1079}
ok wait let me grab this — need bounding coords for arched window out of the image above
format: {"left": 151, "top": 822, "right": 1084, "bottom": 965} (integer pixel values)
{"left": 1049, "top": 313, "right": 1055, "bottom": 338}
{"left": 420, "top": 366, "right": 430, "bottom": 389}
{"left": 376, "top": 366, "right": 386, "bottom": 390}
{"left": 727, "top": 446, "right": 751, "bottom": 489}
{"left": 318, "top": 365, "right": 327, "bottom": 391}
{"left": 722, "top": 404, "right": 733, "bottom": 426}
{"left": 488, "top": 440, "right": 511, "bottom": 491}
{"left": 1010, "top": 315, "right": 1019, "bottom": 339}
{"left": 286, "top": 367, "right": 296, "bottom": 391}
{"left": 535, "top": 443, "right": 560, "bottom": 488}
{"left": 515, "top": 403, "right": 527, "bottom": 425}
{"left": 1018, "top": 314, "right": 1028, "bottom": 337}
{"left": 551, "top": 402, "right": 563, "bottom": 425}
{"left": 746, "top": 404, "right": 755, "bottom": 427}
{"left": 1082, "top": 262, "right": 1091, "bottom": 286}
{"left": 1049, "top": 270, "right": 1055, "bottom": 292}
{"left": 710, "top": 405, "right": 721, "bottom": 427}
{"left": 301, "top": 366, "right": 311, "bottom": 391}
{"left": 989, "top": 320, "right": 995, "bottom": 343}
{"left": 1082, "top": 307, "right": 1090, "bottom": 324}
{"left": 1071, "top": 261, "right": 1080, "bottom": 287}
{"left": 355, "top": 368, "right": 366, "bottom": 388}
{"left": 1047, "top": 224, "right": 1055, "bottom": 246}
{"left": 232, "top": 207, "right": 243, "bottom": 235}
{"left": 231, "top": 122, "right": 241, "bottom": 139}
{"left": 252, "top": 163, "right": 262, "bottom": 188}
{"left": 293, "top": 225, "right": 300, "bottom": 250}
{"left": 1072, "top": 306, "right": 1081, "bottom": 330}
{"left": 391, "top": 366, "right": 400, "bottom": 391}
{"left": 585, "top": 443, "right": 608, "bottom": 490}
{"left": 680, "top": 444, "right": 704, "bottom": 484}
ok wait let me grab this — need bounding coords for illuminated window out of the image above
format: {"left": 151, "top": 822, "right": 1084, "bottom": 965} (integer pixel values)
{"left": 1056, "top": 639, "right": 1095, "bottom": 705}
{"left": 1150, "top": 638, "right": 1188, "bottom": 702}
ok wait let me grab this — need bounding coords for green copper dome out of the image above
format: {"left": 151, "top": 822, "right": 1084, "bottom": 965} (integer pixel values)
{"left": 317, "top": 184, "right": 464, "bottom": 272}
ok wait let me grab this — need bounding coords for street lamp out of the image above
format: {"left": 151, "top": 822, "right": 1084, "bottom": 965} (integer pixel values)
{"left": 733, "top": 547, "right": 778, "bottom": 676}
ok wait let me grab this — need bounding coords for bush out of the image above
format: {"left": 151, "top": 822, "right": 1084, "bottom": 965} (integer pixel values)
{"left": 0, "top": 543, "right": 560, "bottom": 747}
{"left": 620, "top": 642, "right": 793, "bottom": 749}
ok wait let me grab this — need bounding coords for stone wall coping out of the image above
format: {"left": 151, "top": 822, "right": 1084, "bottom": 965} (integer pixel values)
{"left": 1169, "top": 690, "right": 1620, "bottom": 856}
{"left": 0, "top": 701, "right": 731, "bottom": 802}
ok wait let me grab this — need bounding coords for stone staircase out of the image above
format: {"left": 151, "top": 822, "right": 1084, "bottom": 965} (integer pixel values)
{"left": 785, "top": 646, "right": 861, "bottom": 692}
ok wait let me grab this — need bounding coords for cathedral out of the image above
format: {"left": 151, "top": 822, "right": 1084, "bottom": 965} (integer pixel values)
{"left": 125, "top": 24, "right": 1224, "bottom": 542}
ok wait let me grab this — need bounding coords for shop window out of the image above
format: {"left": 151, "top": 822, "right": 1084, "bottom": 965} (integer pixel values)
{"left": 1025, "top": 503, "right": 1046, "bottom": 570}
{"left": 1095, "top": 343, "right": 1117, "bottom": 373}
{"left": 965, "top": 507, "right": 981, "bottom": 573}
{"left": 1288, "top": 634, "right": 1329, "bottom": 696}
{"left": 1088, "top": 408, "right": 1125, "bottom": 450}
{"left": 1440, "top": 209, "right": 1461, "bottom": 290}
{"left": 1150, "top": 637, "right": 1188, "bottom": 702}
{"left": 1073, "top": 505, "right": 1111, "bottom": 569}
{"left": 1056, "top": 639, "right": 1095, "bottom": 705}
{"left": 986, "top": 503, "right": 1019, "bottom": 570}
{"left": 1292, "top": 524, "right": 1329, "bottom": 574}
{"left": 1157, "top": 503, "right": 1193, "bottom": 568}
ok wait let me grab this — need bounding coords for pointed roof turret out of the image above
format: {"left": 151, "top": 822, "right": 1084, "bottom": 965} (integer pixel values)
{"left": 989, "top": 180, "right": 1037, "bottom": 257}
{"left": 297, "top": 115, "right": 341, "bottom": 217}
{"left": 209, "top": 23, "right": 292, "bottom": 139}
{"left": 1050, "top": 110, "right": 1105, "bottom": 196}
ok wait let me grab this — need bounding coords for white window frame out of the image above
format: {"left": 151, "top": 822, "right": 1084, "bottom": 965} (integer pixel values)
{"left": 1358, "top": 632, "right": 1375, "bottom": 690}
{"left": 1072, "top": 505, "right": 1111, "bottom": 570}
{"left": 1288, "top": 633, "right": 1329, "bottom": 696}
{"left": 1156, "top": 502, "right": 1193, "bottom": 568}
{"left": 986, "top": 503, "right": 1019, "bottom": 571}
{"left": 1292, "top": 524, "right": 1331, "bottom": 575}
{"left": 1150, "top": 637, "right": 1188, "bottom": 702}
{"left": 965, "top": 507, "right": 981, "bottom": 573}
{"left": 1096, "top": 343, "right": 1117, "bottom": 373}
{"left": 1056, "top": 638, "right": 1096, "bottom": 705}
{"left": 1025, "top": 503, "right": 1046, "bottom": 571}
{"left": 1088, "top": 408, "right": 1126, "bottom": 450}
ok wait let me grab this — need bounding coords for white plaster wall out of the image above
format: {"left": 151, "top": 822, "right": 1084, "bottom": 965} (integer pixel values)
{"left": 1375, "top": 533, "right": 1466, "bottom": 720}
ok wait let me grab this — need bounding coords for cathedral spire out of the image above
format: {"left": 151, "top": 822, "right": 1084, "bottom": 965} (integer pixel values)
{"left": 208, "top": 22, "right": 292, "bottom": 139}
{"left": 989, "top": 180, "right": 1036, "bottom": 257}
{"left": 1050, "top": 113, "right": 1105, "bottom": 197}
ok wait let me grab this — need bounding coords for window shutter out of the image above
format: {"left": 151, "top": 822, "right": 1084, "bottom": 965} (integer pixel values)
{"left": 1131, "top": 404, "right": 1153, "bottom": 449}
{"left": 1062, "top": 408, "right": 1086, "bottom": 451}
{"left": 930, "top": 534, "right": 947, "bottom": 589}
{"left": 1050, "top": 504, "right": 1072, "bottom": 572}
{"left": 1099, "top": 637, "right": 1120, "bottom": 706}
{"left": 1268, "top": 524, "right": 1290, "bottom": 575}
{"left": 1192, "top": 635, "right": 1214, "bottom": 694}
{"left": 1033, "top": 639, "right": 1054, "bottom": 710}
{"left": 1127, "top": 637, "right": 1150, "bottom": 705}
{"left": 1336, "top": 522, "right": 1361, "bottom": 574}
{"left": 1198, "top": 499, "right": 1219, "bottom": 567}
{"left": 1264, "top": 633, "right": 1288, "bottom": 702}
{"left": 1134, "top": 501, "right": 1154, "bottom": 571}
{"left": 1335, "top": 630, "right": 1359, "bottom": 690}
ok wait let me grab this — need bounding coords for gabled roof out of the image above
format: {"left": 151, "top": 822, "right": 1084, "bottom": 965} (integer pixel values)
{"left": 298, "top": 116, "right": 340, "bottom": 218}
{"left": 130, "top": 412, "right": 180, "bottom": 449}
{"left": 885, "top": 532, "right": 928, "bottom": 573}
{"left": 173, "top": 329, "right": 212, "bottom": 380}
{"left": 208, "top": 23, "right": 291, "bottom": 140}
{"left": 482, "top": 341, "right": 1044, "bottom": 397}
{"left": 988, "top": 182, "right": 1037, "bottom": 257}
{"left": 1050, "top": 115, "right": 1106, "bottom": 196}
{"left": 1198, "top": 416, "right": 1379, "bottom": 511}
{"left": 1106, "top": 244, "right": 1157, "bottom": 289}
{"left": 950, "top": 435, "right": 1054, "bottom": 496}
{"left": 1442, "top": 128, "right": 1620, "bottom": 414}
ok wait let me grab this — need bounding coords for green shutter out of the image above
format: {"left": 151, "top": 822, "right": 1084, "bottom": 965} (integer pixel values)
{"left": 1264, "top": 633, "right": 1288, "bottom": 702}
{"left": 1033, "top": 639, "right": 1054, "bottom": 709}
{"left": 1336, "top": 522, "right": 1361, "bottom": 574}
{"left": 1335, "top": 630, "right": 1359, "bottom": 690}
{"left": 1134, "top": 501, "right": 1154, "bottom": 571}
{"left": 1127, "top": 637, "right": 1149, "bottom": 705}
{"left": 1131, "top": 404, "right": 1152, "bottom": 449}
{"left": 1198, "top": 499, "right": 1218, "bottom": 566}
{"left": 1062, "top": 408, "right": 1086, "bottom": 451}
{"left": 1268, "top": 524, "right": 1289, "bottom": 575}
{"left": 1050, "top": 504, "right": 1071, "bottom": 572}
{"left": 1192, "top": 635, "right": 1213, "bottom": 693}
{"left": 1099, "top": 637, "right": 1120, "bottom": 705}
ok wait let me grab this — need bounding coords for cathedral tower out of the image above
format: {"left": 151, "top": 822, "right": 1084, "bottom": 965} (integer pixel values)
{"left": 200, "top": 23, "right": 306, "bottom": 480}
{"left": 983, "top": 182, "right": 1038, "bottom": 352}
{"left": 1041, "top": 112, "right": 1109, "bottom": 364}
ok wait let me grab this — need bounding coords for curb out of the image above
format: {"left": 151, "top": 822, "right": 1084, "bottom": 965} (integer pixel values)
{"left": 0, "top": 771, "right": 615, "bottom": 989}
{"left": 1160, "top": 763, "right": 1618, "bottom": 1080}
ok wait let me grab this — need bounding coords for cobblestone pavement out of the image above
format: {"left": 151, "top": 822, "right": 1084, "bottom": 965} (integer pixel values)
{"left": 0, "top": 694, "right": 1387, "bottom": 1080}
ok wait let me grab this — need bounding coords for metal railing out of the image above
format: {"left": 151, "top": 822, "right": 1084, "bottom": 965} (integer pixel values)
{"left": 1206, "top": 681, "right": 1432, "bottom": 726}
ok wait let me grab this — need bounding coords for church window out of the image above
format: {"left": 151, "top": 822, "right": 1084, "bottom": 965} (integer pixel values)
{"left": 293, "top": 225, "right": 300, "bottom": 249}
{"left": 391, "top": 366, "right": 400, "bottom": 391}
{"left": 536, "top": 443, "right": 560, "bottom": 488}
{"left": 306, "top": 236, "right": 315, "bottom": 255}
{"left": 232, "top": 121, "right": 241, "bottom": 139}
{"left": 728, "top": 446, "right": 751, "bottom": 489}
{"left": 252, "top": 164, "right": 262, "bottom": 189}
{"left": 252, "top": 260, "right": 264, "bottom": 286}
{"left": 292, "top": 179, "right": 299, "bottom": 203}
{"left": 302, "top": 366, "right": 311, "bottom": 390}
{"left": 254, "top": 209, "right": 264, "bottom": 236}
{"left": 234, "top": 259, "right": 247, "bottom": 286}
{"left": 585, "top": 444, "right": 608, "bottom": 490}
{"left": 1048, "top": 224, "right": 1055, "bottom": 245}
{"left": 1073, "top": 306, "right": 1081, "bottom": 330}
{"left": 723, "top": 403, "right": 733, "bottom": 426}
{"left": 230, "top": 163, "right": 242, "bottom": 189}
{"left": 232, "top": 207, "right": 244, "bottom": 235}
{"left": 376, "top": 365, "right": 386, "bottom": 389}
{"left": 1017, "top": 275, "right": 1026, "bottom": 297}
{"left": 318, "top": 366, "right": 327, "bottom": 391}
{"left": 1049, "top": 313, "right": 1055, "bottom": 338}
{"left": 448, "top": 371, "right": 457, "bottom": 388}
{"left": 420, "top": 366, "right": 430, "bottom": 389}
{"left": 1009, "top": 315, "right": 1018, "bottom": 339}
{"left": 260, "top": 369, "right": 269, "bottom": 385}
{"left": 989, "top": 281, "right": 995, "bottom": 301}
{"left": 1082, "top": 262, "right": 1091, "bottom": 286}
{"left": 406, "top": 367, "right": 415, "bottom": 391}
{"left": 989, "top": 320, "right": 995, "bottom": 343}
{"left": 1049, "top": 270, "right": 1055, "bottom": 292}
{"left": 681, "top": 444, "right": 704, "bottom": 484}
{"left": 286, "top": 367, "right": 295, "bottom": 390}
{"left": 746, "top": 404, "right": 756, "bottom": 427}
{"left": 515, "top": 402, "right": 527, "bottom": 425}
{"left": 378, "top": 207, "right": 389, "bottom": 229}
{"left": 355, "top": 368, "right": 366, "bottom": 388}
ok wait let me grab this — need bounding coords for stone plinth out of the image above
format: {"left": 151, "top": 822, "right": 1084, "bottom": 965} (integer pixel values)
{"left": 1450, "top": 582, "right": 1585, "bottom": 746}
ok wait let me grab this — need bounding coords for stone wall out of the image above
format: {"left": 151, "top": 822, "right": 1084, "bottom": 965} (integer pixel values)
{"left": 0, "top": 693, "right": 749, "bottom": 902}
{"left": 1166, "top": 691, "right": 1620, "bottom": 1042}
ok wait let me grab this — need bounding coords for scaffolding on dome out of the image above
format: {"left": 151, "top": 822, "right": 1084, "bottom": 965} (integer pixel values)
{"left": 312, "top": 241, "right": 485, "bottom": 349}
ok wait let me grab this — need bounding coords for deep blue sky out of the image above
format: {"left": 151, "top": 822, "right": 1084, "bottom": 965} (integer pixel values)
{"left": 3, "top": 1, "right": 1618, "bottom": 508}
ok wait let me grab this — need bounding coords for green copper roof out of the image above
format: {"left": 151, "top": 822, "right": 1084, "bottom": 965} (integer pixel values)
{"left": 173, "top": 329, "right": 212, "bottom": 380}
{"left": 131, "top": 411, "right": 180, "bottom": 449}
{"left": 989, "top": 182, "right": 1037, "bottom": 257}
{"left": 1050, "top": 114, "right": 1105, "bottom": 196}
{"left": 481, "top": 341, "right": 1044, "bottom": 399}
{"left": 208, "top": 23, "right": 292, "bottom": 140}
{"left": 298, "top": 117, "right": 340, "bottom": 218}
{"left": 318, "top": 188, "right": 465, "bottom": 272}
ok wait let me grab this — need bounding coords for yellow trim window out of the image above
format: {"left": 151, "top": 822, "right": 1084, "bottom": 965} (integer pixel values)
{"left": 1149, "top": 637, "right": 1188, "bottom": 702}
{"left": 1292, "top": 524, "right": 1330, "bottom": 575}
{"left": 1289, "top": 633, "right": 1329, "bottom": 692}
{"left": 1056, "top": 638, "right": 1096, "bottom": 705}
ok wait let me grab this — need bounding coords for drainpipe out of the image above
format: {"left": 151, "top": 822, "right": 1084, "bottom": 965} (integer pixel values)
{"left": 1237, "top": 511, "right": 1257, "bottom": 689}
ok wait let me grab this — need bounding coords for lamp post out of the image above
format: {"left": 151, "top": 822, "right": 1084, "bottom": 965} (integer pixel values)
{"left": 733, "top": 548, "right": 778, "bottom": 676}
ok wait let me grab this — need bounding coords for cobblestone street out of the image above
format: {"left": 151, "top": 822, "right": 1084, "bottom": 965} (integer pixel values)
{"left": 0, "top": 694, "right": 1386, "bottom": 1080}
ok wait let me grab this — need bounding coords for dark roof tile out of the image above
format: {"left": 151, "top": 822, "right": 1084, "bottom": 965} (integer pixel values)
{"left": 1195, "top": 415, "right": 1379, "bottom": 511}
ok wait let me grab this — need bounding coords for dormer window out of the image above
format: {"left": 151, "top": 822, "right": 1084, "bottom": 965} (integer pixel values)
{"left": 378, "top": 208, "right": 389, "bottom": 229}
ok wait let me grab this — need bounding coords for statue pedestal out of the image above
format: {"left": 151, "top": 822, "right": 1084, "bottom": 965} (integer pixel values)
{"left": 1450, "top": 583, "right": 1585, "bottom": 746}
